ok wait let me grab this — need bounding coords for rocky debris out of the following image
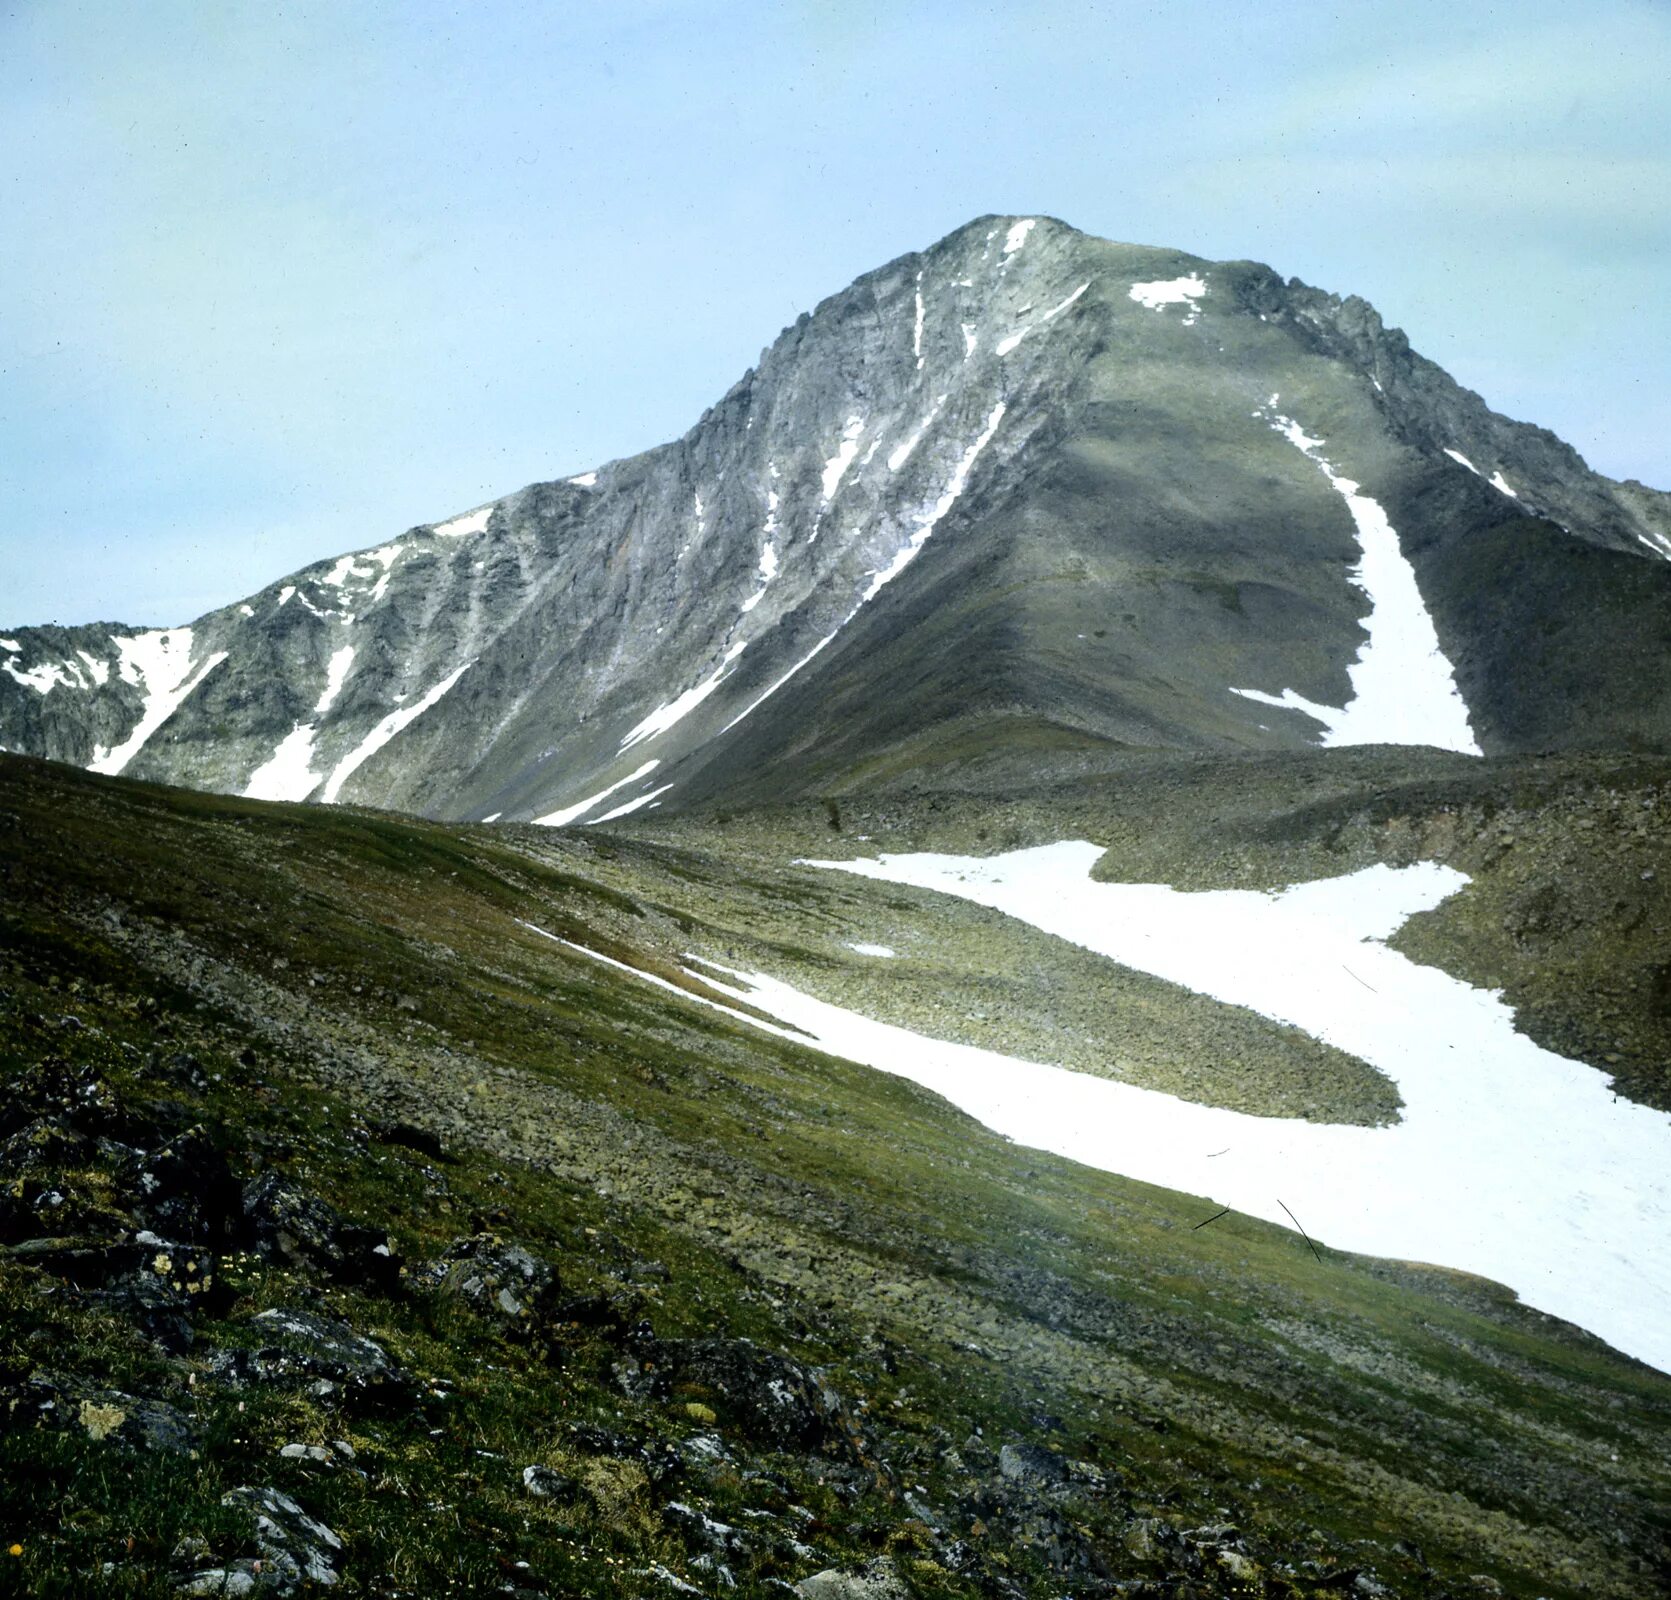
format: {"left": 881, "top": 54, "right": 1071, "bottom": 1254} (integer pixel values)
{"left": 3, "top": 1375, "right": 201, "bottom": 1454}
{"left": 640, "top": 1563, "right": 709, "bottom": 1598}
{"left": 369, "top": 1119, "right": 448, "bottom": 1160}
{"left": 794, "top": 1560, "right": 907, "bottom": 1600}
{"left": 0, "top": 1060, "right": 124, "bottom": 1141}
{"left": 565, "top": 1422, "right": 685, "bottom": 1488}
{"left": 116, "top": 1124, "right": 244, "bottom": 1248}
{"left": 204, "top": 1307, "right": 411, "bottom": 1402}
{"left": 520, "top": 1464, "right": 580, "bottom": 1501}
{"left": 665, "top": 1499, "right": 747, "bottom": 1556}
{"left": 241, "top": 1172, "right": 399, "bottom": 1291}
{"left": 996, "top": 1440, "right": 1068, "bottom": 1489}
{"left": 649, "top": 1338, "right": 850, "bottom": 1452}
{"left": 5, "top": 1235, "right": 216, "bottom": 1351}
{"left": 174, "top": 1486, "right": 342, "bottom": 1594}
{"left": 421, "top": 1232, "right": 560, "bottom": 1326}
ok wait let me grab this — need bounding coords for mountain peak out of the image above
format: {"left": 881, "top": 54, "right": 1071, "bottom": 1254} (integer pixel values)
{"left": 3, "top": 220, "right": 1668, "bottom": 817}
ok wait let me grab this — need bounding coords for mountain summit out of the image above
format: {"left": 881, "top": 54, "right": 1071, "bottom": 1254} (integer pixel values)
{"left": 4, "top": 216, "right": 1669, "bottom": 819}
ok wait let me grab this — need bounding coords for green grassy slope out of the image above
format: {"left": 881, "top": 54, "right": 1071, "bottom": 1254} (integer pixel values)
{"left": 1, "top": 754, "right": 1667, "bottom": 1599}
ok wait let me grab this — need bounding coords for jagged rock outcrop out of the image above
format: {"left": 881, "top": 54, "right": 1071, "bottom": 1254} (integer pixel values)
{"left": 4, "top": 216, "right": 1668, "bottom": 818}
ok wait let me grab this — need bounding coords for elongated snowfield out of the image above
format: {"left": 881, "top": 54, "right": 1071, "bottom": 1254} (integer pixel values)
{"left": 1234, "top": 412, "right": 1482, "bottom": 755}
{"left": 600, "top": 841, "right": 1669, "bottom": 1370}
{"left": 90, "top": 629, "right": 230, "bottom": 776}
{"left": 319, "top": 661, "right": 473, "bottom": 804}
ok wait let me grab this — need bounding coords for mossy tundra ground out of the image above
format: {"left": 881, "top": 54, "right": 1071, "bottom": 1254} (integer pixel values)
{"left": 0, "top": 752, "right": 1667, "bottom": 1598}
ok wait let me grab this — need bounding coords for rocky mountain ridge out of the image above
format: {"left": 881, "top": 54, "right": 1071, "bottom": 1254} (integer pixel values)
{"left": 4, "top": 215, "right": 1669, "bottom": 821}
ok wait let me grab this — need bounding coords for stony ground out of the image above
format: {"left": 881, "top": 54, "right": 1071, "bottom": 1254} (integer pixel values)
{"left": 2, "top": 752, "right": 1668, "bottom": 1599}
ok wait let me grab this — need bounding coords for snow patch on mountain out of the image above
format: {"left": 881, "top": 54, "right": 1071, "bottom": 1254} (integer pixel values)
{"left": 820, "top": 416, "right": 866, "bottom": 503}
{"left": 620, "top": 641, "right": 747, "bottom": 753}
{"left": 3, "top": 655, "right": 80, "bottom": 695}
{"left": 244, "top": 645, "right": 358, "bottom": 803}
{"left": 721, "top": 403, "right": 1008, "bottom": 740}
{"left": 320, "top": 660, "right": 474, "bottom": 804}
{"left": 1232, "top": 409, "right": 1481, "bottom": 756}
{"left": 90, "top": 630, "right": 230, "bottom": 777}
{"left": 534, "top": 759, "right": 661, "bottom": 828}
{"left": 862, "top": 402, "right": 1006, "bottom": 603}
{"left": 887, "top": 397, "right": 946, "bottom": 472}
{"left": 590, "top": 782, "right": 674, "bottom": 823}
{"left": 433, "top": 507, "right": 493, "bottom": 537}
{"left": 1129, "top": 274, "right": 1206, "bottom": 321}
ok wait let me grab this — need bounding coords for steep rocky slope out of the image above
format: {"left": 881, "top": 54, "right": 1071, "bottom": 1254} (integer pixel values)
{"left": 4, "top": 217, "right": 1669, "bottom": 822}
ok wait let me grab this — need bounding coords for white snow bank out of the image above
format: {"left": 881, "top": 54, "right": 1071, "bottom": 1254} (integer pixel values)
{"left": 568, "top": 472, "right": 598, "bottom": 489}
{"left": 720, "top": 632, "right": 836, "bottom": 734}
{"left": 434, "top": 507, "right": 493, "bottom": 538}
{"left": 244, "top": 723, "right": 322, "bottom": 802}
{"left": 1003, "top": 218, "right": 1036, "bottom": 255}
{"left": 3, "top": 656, "right": 78, "bottom": 694}
{"left": 1129, "top": 274, "right": 1206, "bottom": 313}
{"left": 534, "top": 759, "right": 660, "bottom": 828}
{"left": 1444, "top": 449, "right": 1518, "bottom": 501}
{"left": 1232, "top": 411, "right": 1481, "bottom": 755}
{"left": 1043, "top": 282, "right": 1090, "bottom": 321}
{"left": 846, "top": 942, "right": 897, "bottom": 958}
{"left": 821, "top": 416, "right": 866, "bottom": 502}
{"left": 619, "top": 640, "right": 747, "bottom": 753}
{"left": 319, "top": 660, "right": 473, "bottom": 804}
{"left": 887, "top": 397, "right": 946, "bottom": 472}
{"left": 0, "top": 638, "right": 19, "bottom": 652}
{"left": 590, "top": 782, "right": 674, "bottom": 823}
{"left": 996, "top": 281, "right": 1091, "bottom": 359}
{"left": 781, "top": 842, "right": 1671, "bottom": 1372}
{"left": 913, "top": 274, "right": 925, "bottom": 369}
{"left": 316, "top": 645, "right": 355, "bottom": 716}
{"left": 246, "top": 644, "right": 357, "bottom": 803}
{"left": 90, "top": 629, "right": 229, "bottom": 776}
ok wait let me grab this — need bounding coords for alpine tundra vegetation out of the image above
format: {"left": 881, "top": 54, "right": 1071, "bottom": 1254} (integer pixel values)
{"left": 2, "top": 217, "right": 1670, "bottom": 1599}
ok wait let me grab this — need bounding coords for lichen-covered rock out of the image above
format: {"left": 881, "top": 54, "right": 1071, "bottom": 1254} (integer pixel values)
{"left": 654, "top": 1338, "right": 848, "bottom": 1452}
{"left": 422, "top": 1233, "right": 560, "bottom": 1325}
{"left": 175, "top": 1486, "right": 342, "bottom": 1594}
{"left": 207, "top": 1307, "right": 410, "bottom": 1402}
{"left": 241, "top": 1172, "right": 398, "bottom": 1290}
{"left": 794, "top": 1559, "right": 908, "bottom": 1600}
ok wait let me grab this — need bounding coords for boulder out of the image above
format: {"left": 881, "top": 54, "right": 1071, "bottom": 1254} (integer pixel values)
{"left": 997, "top": 1441, "right": 1069, "bottom": 1490}
{"left": 242, "top": 1173, "right": 399, "bottom": 1291}
{"left": 423, "top": 1234, "right": 560, "bottom": 1326}
{"left": 794, "top": 1561, "right": 908, "bottom": 1600}
{"left": 656, "top": 1338, "right": 847, "bottom": 1452}
{"left": 207, "top": 1307, "right": 410, "bottom": 1402}
{"left": 117, "top": 1125, "right": 244, "bottom": 1248}
{"left": 175, "top": 1486, "right": 342, "bottom": 1594}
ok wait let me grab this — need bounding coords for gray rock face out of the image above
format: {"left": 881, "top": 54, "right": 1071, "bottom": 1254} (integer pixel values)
{"left": 4, "top": 216, "right": 1668, "bottom": 818}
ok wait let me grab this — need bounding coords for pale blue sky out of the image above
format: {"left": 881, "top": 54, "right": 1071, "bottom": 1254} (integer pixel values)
{"left": 3, "top": 0, "right": 1667, "bottom": 625}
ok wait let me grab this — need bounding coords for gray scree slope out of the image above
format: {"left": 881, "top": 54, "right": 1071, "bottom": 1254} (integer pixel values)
{"left": 4, "top": 215, "right": 1669, "bottom": 821}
